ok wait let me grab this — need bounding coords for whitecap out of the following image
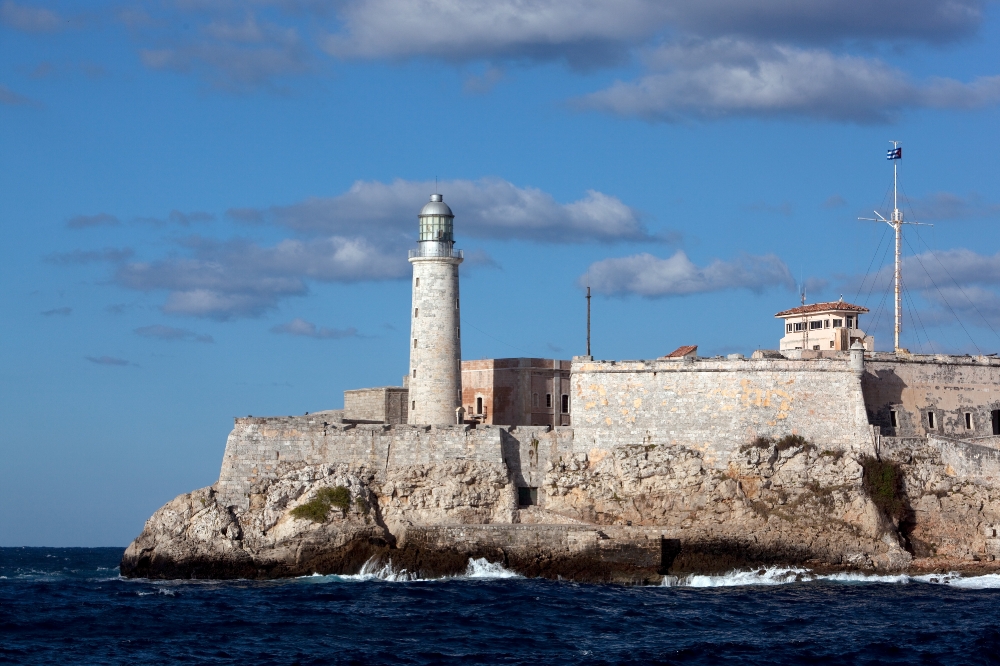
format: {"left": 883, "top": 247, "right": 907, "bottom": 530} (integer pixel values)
{"left": 673, "top": 567, "right": 811, "bottom": 587}
{"left": 462, "top": 558, "right": 520, "bottom": 579}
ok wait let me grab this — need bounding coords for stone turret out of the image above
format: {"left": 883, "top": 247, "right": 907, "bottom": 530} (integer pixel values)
{"left": 407, "top": 194, "right": 464, "bottom": 425}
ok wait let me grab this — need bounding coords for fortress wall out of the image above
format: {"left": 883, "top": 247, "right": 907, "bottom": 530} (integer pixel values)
{"left": 217, "top": 413, "right": 503, "bottom": 509}
{"left": 570, "top": 358, "right": 870, "bottom": 469}
{"left": 863, "top": 356, "right": 1000, "bottom": 438}
{"left": 499, "top": 426, "right": 576, "bottom": 505}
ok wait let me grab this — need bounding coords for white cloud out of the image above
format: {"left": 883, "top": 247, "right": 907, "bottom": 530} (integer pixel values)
{"left": 271, "top": 318, "right": 359, "bottom": 339}
{"left": 579, "top": 39, "right": 1000, "bottom": 123}
{"left": 261, "top": 178, "right": 654, "bottom": 243}
{"left": 585, "top": 250, "right": 794, "bottom": 297}
{"left": 113, "top": 235, "right": 405, "bottom": 319}
{"left": 134, "top": 324, "right": 214, "bottom": 343}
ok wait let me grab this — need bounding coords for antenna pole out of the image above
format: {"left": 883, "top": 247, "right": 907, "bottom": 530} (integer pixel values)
{"left": 586, "top": 286, "right": 591, "bottom": 357}
{"left": 891, "top": 140, "right": 901, "bottom": 353}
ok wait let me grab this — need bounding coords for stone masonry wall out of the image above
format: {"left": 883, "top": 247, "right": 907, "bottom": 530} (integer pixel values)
{"left": 863, "top": 355, "right": 1000, "bottom": 439}
{"left": 217, "top": 411, "right": 503, "bottom": 509}
{"left": 570, "top": 357, "right": 871, "bottom": 471}
{"left": 408, "top": 256, "right": 462, "bottom": 425}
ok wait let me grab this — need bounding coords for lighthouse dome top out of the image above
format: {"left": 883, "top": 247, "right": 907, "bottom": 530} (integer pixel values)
{"left": 420, "top": 193, "right": 454, "bottom": 218}
{"left": 418, "top": 193, "right": 454, "bottom": 243}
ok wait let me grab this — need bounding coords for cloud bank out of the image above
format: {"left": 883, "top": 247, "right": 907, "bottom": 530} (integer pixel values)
{"left": 585, "top": 251, "right": 794, "bottom": 297}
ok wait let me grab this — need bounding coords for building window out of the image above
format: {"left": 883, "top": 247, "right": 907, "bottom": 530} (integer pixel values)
{"left": 794, "top": 323, "right": 805, "bottom": 332}
{"left": 413, "top": 338, "right": 418, "bottom": 348}
{"left": 810, "top": 320, "right": 823, "bottom": 330}
{"left": 456, "top": 298, "right": 459, "bottom": 309}
{"left": 890, "top": 410, "right": 898, "bottom": 428}
{"left": 812, "top": 345, "right": 820, "bottom": 351}
{"left": 415, "top": 278, "right": 419, "bottom": 287}
{"left": 846, "top": 316, "right": 854, "bottom": 328}
{"left": 965, "top": 412, "right": 973, "bottom": 430}
{"left": 561, "top": 394, "right": 569, "bottom": 413}
{"left": 412, "top": 401, "right": 416, "bottom": 410}
{"left": 456, "top": 327, "right": 460, "bottom": 338}
{"left": 412, "top": 369, "right": 416, "bottom": 378}
{"left": 414, "top": 308, "right": 418, "bottom": 317}
{"left": 833, "top": 318, "right": 843, "bottom": 327}
{"left": 829, "top": 341, "right": 835, "bottom": 348}
{"left": 517, "top": 487, "right": 538, "bottom": 507}
{"left": 993, "top": 410, "right": 1000, "bottom": 435}
{"left": 786, "top": 324, "right": 792, "bottom": 333}
{"left": 927, "top": 411, "right": 935, "bottom": 429}
{"left": 824, "top": 320, "right": 831, "bottom": 328}
{"left": 476, "top": 397, "right": 483, "bottom": 414}
{"left": 546, "top": 393, "right": 552, "bottom": 408}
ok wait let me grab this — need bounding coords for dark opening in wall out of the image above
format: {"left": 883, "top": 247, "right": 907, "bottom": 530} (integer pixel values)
{"left": 928, "top": 412, "right": 936, "bottom": 429}
{"left": 476, "top": 396, "right": 483, "bottom": 414}
{"left": 966, "top": 412, "right": 973, "bottom": 430}
{"left": 517, "top": 487, "right": 538, "bottom": 507}
{"left": 993, "top": 410, "right": 1000, "bottom": 436}
{"left": 561, "top": 394, "right": 569, "bottom": 413}
{"left": 659, "top": 537, "right": 682, "bottom": 575}
{"left": 890, "top": 410, "right": 898, "bottom": 429}
{"left": 545, "top": 393, "right": 552, "bottom": 408}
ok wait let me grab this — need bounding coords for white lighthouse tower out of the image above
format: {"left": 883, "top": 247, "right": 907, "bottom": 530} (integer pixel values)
{"left": 407, "top": 193, "right": 464, "bottom": 425}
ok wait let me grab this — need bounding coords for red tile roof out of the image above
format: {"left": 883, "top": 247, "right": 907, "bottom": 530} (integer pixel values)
{"left": 775, "top": 301, "right": 869, "bottom": 318}
{"left": 664, "top": 345, "right": 698, "bottom": 358}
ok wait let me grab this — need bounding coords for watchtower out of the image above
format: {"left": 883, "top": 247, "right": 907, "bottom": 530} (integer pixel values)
{"left": 407, "top": 194, "right": 464, "bottom": 425}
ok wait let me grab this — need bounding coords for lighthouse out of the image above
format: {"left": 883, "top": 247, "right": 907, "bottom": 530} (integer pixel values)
{"left": 407, "top": 193, "right": 464, "bottom": 425}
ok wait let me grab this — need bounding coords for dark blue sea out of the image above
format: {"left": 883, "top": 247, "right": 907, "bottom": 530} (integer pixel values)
{"left": 3, "top": 548, "right": 1000, "bottom": 664}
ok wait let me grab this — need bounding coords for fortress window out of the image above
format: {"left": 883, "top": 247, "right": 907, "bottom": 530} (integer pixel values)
{"left": 833, "top": 319, "right": 843, "bottom": 327}
{"left": 965, "top": 412, "right": 973, "bottom": 430}
{"left": 415, "top": 278, "right": 420, "bottom": 287}
{"left": 927, "top": 411, "right": 936, "bottom": 429}
{"left": 518, "top": 487, "right": 538, "bottom": 506}
{"left": 412, "top": 401, "right": 416, "bottom": 410}
{"left": 412, "top": 369, "right": 416, "bottom": 378}
{"left": 456, "top": 327, "right": 460, "bottom": 338}
{"left": 561, "top": 394, "right": 569, "bottom": 413}
{"left": 456, "top": 299, "right": 459, "bottom": 309}
{"left": 546, "top": 393, "right": 552, "bottom": 408}
{"left": 476, "top": 397, "right": 483, "bottom": 414}
{"left": 993, "top": 410, "right": 1000, "bottom": 435}
{"left": 890, "top": 410, "right": 898, "bottom": 428}
{"left": 786, "top": 324, "right": 792, "bottom": 333}
{"left": 414, "top": 308, "right": 418, "bottom": 317}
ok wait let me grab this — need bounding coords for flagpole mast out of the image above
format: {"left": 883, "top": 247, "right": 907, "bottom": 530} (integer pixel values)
{"left": 891, "top": 140, "right": 902, "bottom": 354}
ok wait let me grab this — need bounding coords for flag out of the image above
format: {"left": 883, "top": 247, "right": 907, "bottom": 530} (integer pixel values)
{"left": 887, "top": 146, "right": 902, "bottom": 160}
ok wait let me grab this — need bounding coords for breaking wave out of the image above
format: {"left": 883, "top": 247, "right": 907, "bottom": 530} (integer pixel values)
{"left": 663, "top": 566, "right": 1000, "bottom": 588}
{"left": 301, "top": 556, "right": 518, "bottom": 583}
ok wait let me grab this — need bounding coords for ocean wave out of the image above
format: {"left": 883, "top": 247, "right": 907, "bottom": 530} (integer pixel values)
{"left": 664, "top": 567, "right": 1000, "bottom": 588}
{"left": 300, "top": 557, "right": 519, "bottom": 583}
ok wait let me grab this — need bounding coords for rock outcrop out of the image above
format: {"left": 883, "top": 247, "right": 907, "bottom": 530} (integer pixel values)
{"left": 120, "top": 436, "right": 978, "bottom": 582}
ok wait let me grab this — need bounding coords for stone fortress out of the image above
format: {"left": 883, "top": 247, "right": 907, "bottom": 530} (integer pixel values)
{"left": 123, "top": 193, "right": 1000, "bottom": 582}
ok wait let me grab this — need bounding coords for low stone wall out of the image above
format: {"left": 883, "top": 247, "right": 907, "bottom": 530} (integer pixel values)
{"left": 571, "top": 357, "right": 871, "bottom": 470}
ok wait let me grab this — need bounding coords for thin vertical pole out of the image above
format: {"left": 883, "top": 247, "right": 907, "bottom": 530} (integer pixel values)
{"left": 893, "top": 146, "right": 901, "bottom": 353}
{"left": 586, "top": 286, "right": 591, "bottom": 357}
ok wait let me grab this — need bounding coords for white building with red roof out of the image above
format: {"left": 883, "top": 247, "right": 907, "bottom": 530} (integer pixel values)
{"left": 775, "top": 298, "right": 873, "bottom": 352}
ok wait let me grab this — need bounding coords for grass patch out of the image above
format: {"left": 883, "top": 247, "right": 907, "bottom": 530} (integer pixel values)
{"left": 860, "top": 456, "right": 907, "bottom": 521}
{"left": 740, "top": 436, "right": 773, "bottom": 453}
{"left": 775, "top": 434, "right": 811, "bottom": 452}
{"left": 291, "top": 485, "right": 352, "bottom": 523}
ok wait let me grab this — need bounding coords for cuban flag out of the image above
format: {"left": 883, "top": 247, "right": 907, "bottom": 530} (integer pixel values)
{"left": 887, "top": 146, "right": 902, "bottom": 160}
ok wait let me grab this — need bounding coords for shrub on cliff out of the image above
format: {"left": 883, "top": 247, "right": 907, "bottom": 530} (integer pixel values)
{"left": 290, "top": 486, "right": 352, "bottom": 523}
{"left": 860, "top": 457, "right": 906, "bottom": 521}
{"left": 775, "top": 434, "right": 811, "bottom": 452}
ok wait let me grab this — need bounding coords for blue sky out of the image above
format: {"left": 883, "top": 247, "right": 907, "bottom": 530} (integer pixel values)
{"left": 2, "top": 0, "right": 1000, "bottom": 546}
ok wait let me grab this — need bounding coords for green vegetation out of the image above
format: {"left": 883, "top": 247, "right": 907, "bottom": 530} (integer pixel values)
{"left": 290, "top": 485, "right": 352, "bottom": 523}
{"left": 860, "top": 456, "right": 907, "bottom": 521}
{"left": 775, "top": 434, "right": 810, "bottom": 452}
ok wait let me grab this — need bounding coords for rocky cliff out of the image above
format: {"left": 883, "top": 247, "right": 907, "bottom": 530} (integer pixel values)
{"left": 119, "top": 429, "right": 1000, "bottom": 582}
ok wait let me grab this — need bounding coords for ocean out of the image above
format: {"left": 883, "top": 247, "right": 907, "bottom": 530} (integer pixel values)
{"left": 2, "top": 547, "right": 1000, "bottom": 664}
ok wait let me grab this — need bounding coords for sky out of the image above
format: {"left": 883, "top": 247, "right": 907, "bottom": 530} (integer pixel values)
{"left": 2, "top": 0, "right": 1000, "bottom": 546}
